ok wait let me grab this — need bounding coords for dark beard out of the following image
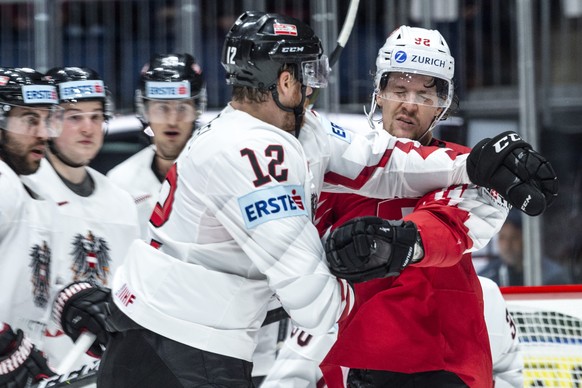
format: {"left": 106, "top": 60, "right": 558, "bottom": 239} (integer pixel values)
{"left": 0, "top": 131, "right": 42, "bottom": 175}
{"left": 1, "top": 149, "right": 40, "bottom": 175}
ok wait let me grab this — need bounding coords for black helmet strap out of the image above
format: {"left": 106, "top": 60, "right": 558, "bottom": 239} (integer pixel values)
{"left": 270, "top": 84, "right": 307, "bottom": 138}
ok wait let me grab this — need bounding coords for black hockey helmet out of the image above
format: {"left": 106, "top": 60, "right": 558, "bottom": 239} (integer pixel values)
{"left": 0, "top": 67, "right": 57, "bottom": 106}
{"left": 0, "top": 67, "right": 62, "bottom": 136}
{"left": 137, "top": 53, "right": 206, "bottom": 113}
{"left": 45, "top": 66, "right": 114, "bottom": 120}
{"left": 136, "top": 53, "right": 206, "bottom": 131}
{"left": 222, "top": 11, "right": 329, "bottom": 91}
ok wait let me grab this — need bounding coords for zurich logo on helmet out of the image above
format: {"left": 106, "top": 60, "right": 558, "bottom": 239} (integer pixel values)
{"left": 394, "top": 50, "right": 407, "bottom": 63}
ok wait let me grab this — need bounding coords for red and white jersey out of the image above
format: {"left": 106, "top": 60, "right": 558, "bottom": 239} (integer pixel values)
{"left": 107, "top": 145, "right": 161, "bottom": 239}
{"left": 312, "top": 136, "right": 509, "bottom": 387}
{"left": 261, "top": 278, "right": 522, "bottom": 388}
{"left": 22, "top": 159, "right": 140, "bottom": 368}
{"left": 0, "top": 160, "right": 61, "bottom": 367}
{"left": 111, "top": 105, "right": 489, "bottom": 363}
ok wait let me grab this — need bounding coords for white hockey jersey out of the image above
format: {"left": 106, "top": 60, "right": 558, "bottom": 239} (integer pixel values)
{"left": 0, "top": 160, "right": 61, "bottom": 367}
{"left": 261, "top": 276, "right": 523, "bottom": 388}
{"left": 107, "top": 145, "right": 161, "bottom": 239}
{"left": 480, "top": 276, "right": 524, "bottom": 388}
{"left": 21, "top": 159, "right": 140, "bottom": 368}
{"left": 110, "top": 105, "right": 497, "bottom": 363}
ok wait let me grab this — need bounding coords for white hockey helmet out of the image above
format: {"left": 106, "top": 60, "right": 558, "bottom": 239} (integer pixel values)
{"left": 367, "top": 26, "right": 455, "bottom": 128}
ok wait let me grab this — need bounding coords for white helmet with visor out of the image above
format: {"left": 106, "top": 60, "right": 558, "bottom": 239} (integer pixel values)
{"left": 367, "top": 26, "right": 455, "bottom": 129}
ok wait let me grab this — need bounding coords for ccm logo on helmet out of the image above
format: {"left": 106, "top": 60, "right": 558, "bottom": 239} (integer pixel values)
{"left": 281, "top": 46, "right": 305, "bottom": 53}
{"left": 493, "top": 133, "right": 522, "bottom": 153}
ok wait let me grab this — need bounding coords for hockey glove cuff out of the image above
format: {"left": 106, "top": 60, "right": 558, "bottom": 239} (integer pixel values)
{"left": 53, "top": 282, "right": 111, "bottom": 358}
{"left": 0, "top": 323, "right": 55, "bottom": 386}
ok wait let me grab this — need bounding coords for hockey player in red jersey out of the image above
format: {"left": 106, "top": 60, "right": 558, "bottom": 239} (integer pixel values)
{"left": 319, "top": 26, "right": 526, "bottom": 387}
{"left": 52, "top": 14, "right": 554, "bottom": 387}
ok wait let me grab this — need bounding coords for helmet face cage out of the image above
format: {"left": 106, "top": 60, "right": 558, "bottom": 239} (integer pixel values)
{"left": 0, "top": 67, "right": 64, "bottom": 137}
{"left": 136, "top": 53, "right": 206, "bottom": 126}
{"left": 222, "top": 11, "right": 328, "bottom": 91}
{"left": 367, "top": 26, "right": 455, "bottom": 128}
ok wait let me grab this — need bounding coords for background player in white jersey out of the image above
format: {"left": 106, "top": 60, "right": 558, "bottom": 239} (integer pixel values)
{"left": 261, "top": 276, "right": 523, "bottom": 388}
{"left": 107, "top": 53, "right": 206, "bottom": 239}
{"left": 0, "top": 67, "right": 63, "bottom": 386}
{"left": 51, "top": 12, "right": 555, "bottom": 388}
{"left": 21, "top": 66, "right": 139, "bottom": 368}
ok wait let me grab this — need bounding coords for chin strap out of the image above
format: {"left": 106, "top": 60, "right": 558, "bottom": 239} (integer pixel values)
{"left": 270, "top": 84, "right": 308, "bottom": 138}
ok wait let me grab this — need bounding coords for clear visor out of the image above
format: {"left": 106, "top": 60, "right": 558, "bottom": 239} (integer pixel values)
{"left": 2, "top": 103, "right": 64, "bottom": 138}
{"left": 63, "top": 110, "right": 108, "bottom": 132}
{"left": 377, "top": 72, "right": 452, "bottom": 109}
{"left": 301, "top": 55, "right": 330, "bottom": 88}
{"left": 143, "top": 98, "right": 198, "bottom": 125}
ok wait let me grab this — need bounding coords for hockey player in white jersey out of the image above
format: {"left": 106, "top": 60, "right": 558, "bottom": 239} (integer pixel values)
{"left": 0, "top": 67, "right": 64, "bottom": 386}
{"left": 21, "top": 67, "right": 139, "bottom": 369}
{"left": 107, "top": 53, "right": 206, "bottom": 239}
{"left": 261, "top": 276, "right": 523, "bottom": 388}
{"left": 51, "top": 11, "right": 555, "bottom": 387}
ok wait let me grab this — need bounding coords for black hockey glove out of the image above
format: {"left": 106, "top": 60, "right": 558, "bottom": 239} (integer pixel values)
{"left": 0, "top": 323, "right": 56, "bottom": 387}
{"left": 52, "top": 282, "right": 111, "bottom": 358}
{"left": 467, "top": 131, "right": 558, "bottom": 216}
{"left": 325, "top": 216, "right": 422, "bottom": 283}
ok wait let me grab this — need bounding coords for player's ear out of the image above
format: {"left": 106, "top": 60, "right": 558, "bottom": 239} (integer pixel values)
{"left": 278, "top": 70, "right": 295, "bottom": 97}
{"left": 375, "top": 93, "right": 382, "bottom": 108}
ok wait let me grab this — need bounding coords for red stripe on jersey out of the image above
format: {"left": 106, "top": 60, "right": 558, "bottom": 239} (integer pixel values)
{"left": 323, "top": 141, "right": 461, "bottom": 190}
{"left": 323, "top": 148, "right": 394, "bottom": 190}
{"left": 338, "top": 280, "right": 352, "bottom": 323}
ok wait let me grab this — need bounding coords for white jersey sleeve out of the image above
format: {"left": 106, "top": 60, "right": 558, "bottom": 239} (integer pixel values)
{"left": 479, "top": 276, "right": 524, "bottom": 387}
{"left": 299, "top": 110, "right": 471, "bottom": 199}
{"left": 261, "top": 326, "right": 337, "bottom": 388}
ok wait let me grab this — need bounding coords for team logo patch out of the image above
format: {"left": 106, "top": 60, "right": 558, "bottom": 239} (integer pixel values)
{"left": 115, "top": 283, "right": 137, "bottom": 307}
{"left": 30, "top": 240, "right": 52, "bottom": 308}
{"left": 58, "top": 80, "right": 106, "bottom": 100}
{"left": 328, "top": 121, "right": 351, "bottom": 143}
{"left": 394, "top": 50, "right": 407, "bottom": 63}
{"left": 0, "top": 76, "right": 9, "bottom": 86}
{"left": 70, "top": 230, "right": 112, "bottom": 286}
{"left": 238, "top": 185, "right": 308, "bottom": 228}
{"left": 145, "top": 81, "right": 191, "bottom": 99}
{"left": 273, "top": 23, "right": 298, "bottom": 36}
{"left": 21, "top": 85, "right": 58, "bottom": 104}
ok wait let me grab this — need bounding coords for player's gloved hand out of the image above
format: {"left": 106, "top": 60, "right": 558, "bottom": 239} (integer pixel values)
{"left": 325, "top": 216, "right": 422, "bottom": 283}
{"left": 0, "top": 323, "right": 56, "bottom": 387}
{"left": 467, "top": 131, "right": 558, "bottom": 216}
{"left": 52, "top": 282, "right": 111, "bottom": 358}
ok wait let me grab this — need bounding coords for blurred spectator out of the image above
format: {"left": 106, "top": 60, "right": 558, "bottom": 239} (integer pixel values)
{"left": 478, "top": 209, "right": 572, "bottom": 286}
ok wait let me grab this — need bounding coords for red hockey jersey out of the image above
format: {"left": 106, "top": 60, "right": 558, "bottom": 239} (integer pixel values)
{"left": 319, "top": 139, "right": 503, "bottom": 388}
